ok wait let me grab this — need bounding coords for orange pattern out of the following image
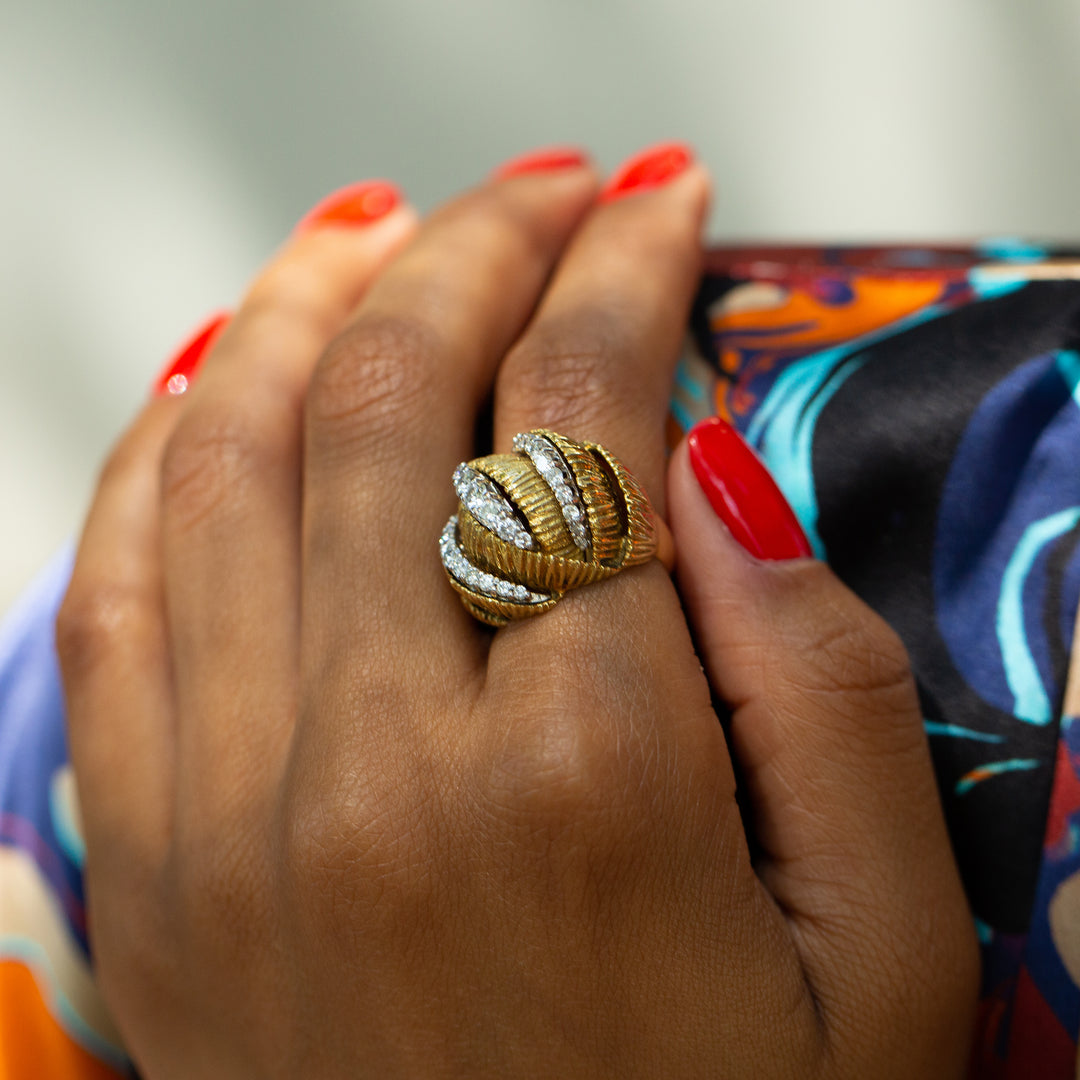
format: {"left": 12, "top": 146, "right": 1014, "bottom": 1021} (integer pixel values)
{"left": 714, "top": 277, "right": 945, "bottom": 421}
{"left": 0, "top": 961, "right": 123, "bottom": 1080}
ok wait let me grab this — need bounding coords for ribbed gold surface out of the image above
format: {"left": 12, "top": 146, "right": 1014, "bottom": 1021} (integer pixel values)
{"left": 450, "top": 584, "right": 559, "bottom": 627}
{"left": 459, "top": 509, "right": 619, "bottom": 592}
{"left": 443, "top": 429, "right": 660, "bottom": 623}
{"left": 470, "top": 454, "right": 578, "bottom": 558}
{"left": 543, "top": 433, "right": 623, "bottom": 564}
{"left": 591, "top": 443, "right": 658, "bottom": 567}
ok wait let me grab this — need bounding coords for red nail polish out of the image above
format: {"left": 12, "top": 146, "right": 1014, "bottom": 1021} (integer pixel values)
{"left": 295, "top": 180, "right": 402, "bottom": 232}
{"left": 492, "top": 146, "right": 589, "bottom": 180}
{"left": 687, "top": 417, "right": 813, "bottom": 561}
{"left": 151, "top": 312, "right": 230, "bottom": 397}
{"left": 600, "top": 141, "right": 694, "bottom": 203}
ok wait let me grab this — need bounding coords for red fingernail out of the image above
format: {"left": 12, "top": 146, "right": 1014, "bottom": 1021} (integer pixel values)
{"left": 687, "top": 417, "right": 813, "bottom": 561}
{"left": 600, "top": 141, "right": 694, "bottom": 203}
{"left": 295, "top": 180, "right": 402, "bottom": 232}
{"left": 492, "top": 146, "right": 589, "bottom": 180}
{"left": 151, "top": 312, "right": 230, "bottom": 397}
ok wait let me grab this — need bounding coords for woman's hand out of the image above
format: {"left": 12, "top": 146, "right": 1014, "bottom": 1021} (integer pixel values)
{"left": 57, "top": 146, "right": 978, "bottom": 1079}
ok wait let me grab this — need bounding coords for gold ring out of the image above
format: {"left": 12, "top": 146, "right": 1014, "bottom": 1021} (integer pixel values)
{"left": 439, "top": 429, "right": 672, "bottom": 626}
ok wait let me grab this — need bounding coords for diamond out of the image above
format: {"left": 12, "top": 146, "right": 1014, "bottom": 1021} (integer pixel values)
{"left": 439, "top": 517, "right": 549, "bottom": 606}
{"left": 452, "top": 463, "right": 536, "bottom": 550}
{"left": 513, "top": 433, "right": 592, "bottom": 553}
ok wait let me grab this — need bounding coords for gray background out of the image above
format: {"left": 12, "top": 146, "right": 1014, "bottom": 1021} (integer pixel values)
{"left": 3, "top": 0, "right": 1079, "bottom": 613}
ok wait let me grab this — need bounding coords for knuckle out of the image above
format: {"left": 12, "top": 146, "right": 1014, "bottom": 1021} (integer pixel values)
{"left": 471, "top": 698, "right": 663, "bottom": 905}
{"left": 279, "top": 780, "right": 368, "bottom": 886}
{"left": 305, "top": 315, "right": 438, "bottom": 451}
{"left": 486, "top": 712, "right": 599, "bottom": 818}
{"left": 499, "top": 316, "right": 635, "bottom": 431}
{"left": 779, "top": 569, "right": 916, "bottom": 705}
{"left": 860, "top": 618, "right": 915, "bottom": 694}
{"left": 809, "top": 617, "right": 912, "bottom": 700}
{"left": 477, "top": 674, "right": 650, "bottom": 839}
{"left": 429, "top": 184, "right": 560, "bottom": 272}
{"left": 277, "top": 749, "right": 439, "bottom": 915}
{"left": 56, "top": 580, "right": 154, "bottom": 681}
{"left": 242, "top": 261, "right": 342, "bottom": 342}
{"left": 160, "top": 408, "right": 280, "bottom": 533}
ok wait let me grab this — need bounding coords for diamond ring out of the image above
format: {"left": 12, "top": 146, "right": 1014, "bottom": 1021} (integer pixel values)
{"left": 440, "top": 430, "right": 672, "bottom": 626}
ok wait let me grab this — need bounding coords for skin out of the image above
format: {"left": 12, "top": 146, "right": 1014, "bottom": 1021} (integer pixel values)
{"left": 56, "top": 158, "right": 979, "bottom": 1078}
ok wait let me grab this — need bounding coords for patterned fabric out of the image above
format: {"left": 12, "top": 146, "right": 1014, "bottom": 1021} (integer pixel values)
{"left": 0, "top": 547, "right": 130, "bottom": 1077}
{"left": 1, "top": 242, "right": 1078, "bottom": 1077}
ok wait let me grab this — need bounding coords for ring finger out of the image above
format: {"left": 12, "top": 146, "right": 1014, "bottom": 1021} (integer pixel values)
{"left": 488, "top": 142, "right": 709, "bottom": 682}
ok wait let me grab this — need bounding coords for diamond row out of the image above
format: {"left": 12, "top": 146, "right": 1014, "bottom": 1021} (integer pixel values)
{"left": 452, "top": 464, "right": 536, "bottom": 550}
{"left": 439, "top": 517, "right": 548, "bottom": 604}
{"left": 512, "top": 433, "right": 591, "bottom": 552}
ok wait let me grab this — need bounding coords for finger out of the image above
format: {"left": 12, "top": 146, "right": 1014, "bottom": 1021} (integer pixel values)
{"left": 488, "top": 143, "right": 709, "bottom": 686}
{"left": 299, "top": 160, "right": 601, "bottom": 700}
{"left": 666, "top": 422, "right": 979, "bottom": 1057}
{"left": 159, "top": 184, "right": 418, "bottom": 814}
{"left": 493, "top": 142, "right": 707, "bottom": 508}
{"left": 56, "top": 315, "right": 226, "bottom": 868}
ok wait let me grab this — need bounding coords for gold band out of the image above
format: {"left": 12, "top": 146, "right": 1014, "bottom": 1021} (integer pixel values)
{"left": 440, "top": 429, "right": 668, "bottom": 626}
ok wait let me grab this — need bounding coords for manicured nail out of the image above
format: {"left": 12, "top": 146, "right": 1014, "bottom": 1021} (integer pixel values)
{"left": 492, "top": 146, "right": 589, "bottom": 180}
{"left": 600, "top": 141, "right": 694, "bottom": 203}
{"left": 687, "top": 417, "right": 813, "bottom": 561}
{"left": 151, "top": 312, "right": 230, "bottom": 397}
{"left": 295, "top": 180, "right": 402, "bottom": 232}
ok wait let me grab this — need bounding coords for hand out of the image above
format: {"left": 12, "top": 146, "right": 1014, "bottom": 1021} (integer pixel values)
{"left": 58, "top": 147, "right": 978, "bottom": 1079}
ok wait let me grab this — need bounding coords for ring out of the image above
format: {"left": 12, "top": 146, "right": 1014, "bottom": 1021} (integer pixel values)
{"left": 439, "top": 429, "right": 672, "bottom": 626}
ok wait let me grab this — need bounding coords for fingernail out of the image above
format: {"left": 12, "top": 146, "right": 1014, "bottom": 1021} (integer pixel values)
{"left": 687, "top": 417, "right": 813, "bottom": 561}
{"left": 492, "top": 146, "right": 589, "bottom": 180}
{"left": 151, "top": 312, "right": 230, "bottom": 397}
{"left": 600, "top": 141, "right": 694, "bottom": 203}
{"left": 295, "top": 180, "right": 402, "bottom": 232}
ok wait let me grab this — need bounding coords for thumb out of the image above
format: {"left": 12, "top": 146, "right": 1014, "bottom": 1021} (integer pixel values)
{"left": 667, "top": 418, "right": 977, "bottom": 1041}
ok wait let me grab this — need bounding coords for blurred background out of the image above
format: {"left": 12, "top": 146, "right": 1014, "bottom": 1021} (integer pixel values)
{"left": 2, "top": 0, "right": 1079, "bottom": 613}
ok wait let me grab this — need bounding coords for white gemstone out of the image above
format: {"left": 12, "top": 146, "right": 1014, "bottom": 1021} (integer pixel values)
{"left": 439, "top": 516, "right": 549, "bottom": 605}
{"left": 452, "top": 463, "right": 535, "bottom": 550}
{"left": 513, "top": 433, "right": 592, "bottom": 554}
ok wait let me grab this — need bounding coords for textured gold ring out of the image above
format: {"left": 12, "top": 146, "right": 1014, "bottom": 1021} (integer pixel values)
{"left": 439, "top": 429, "right": 671, "bottom": 626}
